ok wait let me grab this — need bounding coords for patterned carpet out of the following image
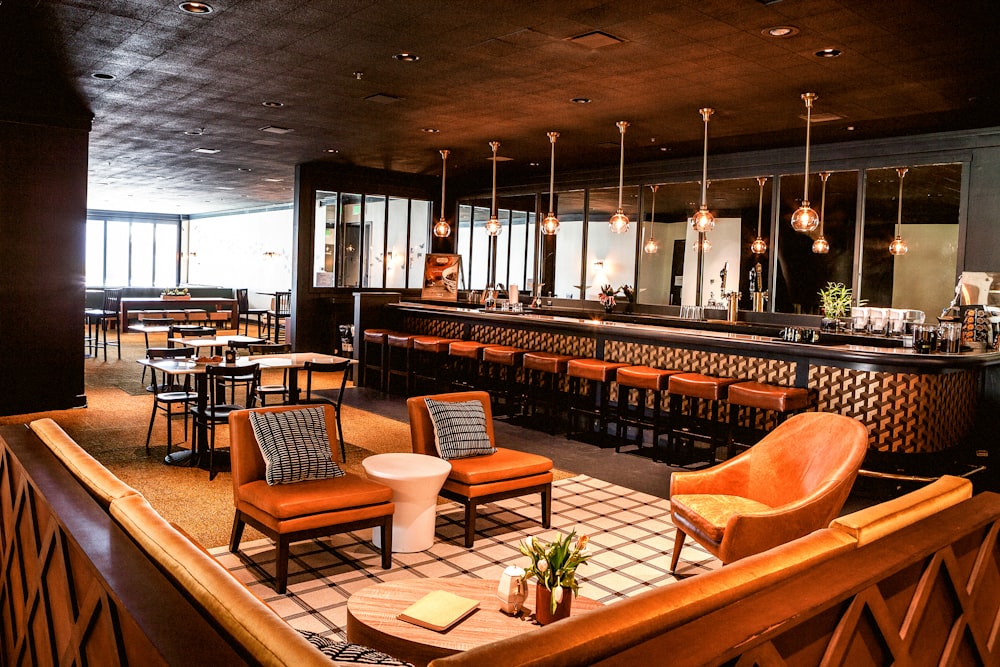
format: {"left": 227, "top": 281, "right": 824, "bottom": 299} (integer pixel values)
{"left": 211, "top": 474, "right": 720, "bottom": 643}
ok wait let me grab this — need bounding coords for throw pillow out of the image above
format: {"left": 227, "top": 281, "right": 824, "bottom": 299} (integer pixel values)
{"left": 424, "top": 398, "right": 496, "bottom": 460}
{"left": 248, "top": 407, "right": 345, "bottom": 485}
{"left": 297, "top": 630, "right": 413, "bottom": 666}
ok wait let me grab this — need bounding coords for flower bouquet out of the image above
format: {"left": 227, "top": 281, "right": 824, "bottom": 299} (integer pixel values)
{"left": 160, "top": 287, "right": 191, "bottom": 300}
{"left": 519, "top": 530, "right": 591, "bottom": 624}
{"left": 598, "top": 284, "right": 619, "bottom": 312}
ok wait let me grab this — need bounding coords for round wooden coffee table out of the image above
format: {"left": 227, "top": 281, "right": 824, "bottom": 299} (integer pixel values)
{"left": 346, "top": 577, "right": 602, "bottom": 667}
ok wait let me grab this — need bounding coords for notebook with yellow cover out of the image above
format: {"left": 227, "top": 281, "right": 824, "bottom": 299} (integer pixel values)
{"left": 397, "top": 589, "right": 480, "bottom": 632}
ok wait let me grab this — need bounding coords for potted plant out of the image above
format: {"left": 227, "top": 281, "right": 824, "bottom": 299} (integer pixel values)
{"left": 619, "top": 284, "right": 636, "bottom": 314}
{"left": 519, "top": 530, "right": 591, "bottom": 624}
{"left": 817, "top": 282, "right": 854, "bottom": 331}
{"left": 598, "top": 284, "right": 619, "bottom": 313}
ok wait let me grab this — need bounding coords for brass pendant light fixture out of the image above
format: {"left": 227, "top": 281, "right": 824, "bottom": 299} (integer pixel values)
{"left": 889, "top": 167, "right": 909, "bottom": 256}
{"left": 690, "top": 107, "right": 716, "bottom": 233}
{"left": 750, "top": 176, "right": 768, "bottom": 254}
{"left": 484, "top": 141, "right": 502, "bottom": 237}
{"left": 790, "top": 92, "right": 820, "bottom": 232}
{"left": 609, "top": 121, "right": 630, "bottom": 234}
{"left": 432, "top": 149, "right": 451, "bottom": 238}
{"left": 812, "top": 172, "right": 830, "bottom": 254}
{"left": 643, "top": 184, "right": 660, "bottom": 254}
{"left": 541, "top": 131, "right": 560, "bottom": 235}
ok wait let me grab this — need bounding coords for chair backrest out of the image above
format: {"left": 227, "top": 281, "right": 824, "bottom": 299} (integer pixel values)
{"left": 102, "top": 288, "right": 123, "bottom": 313}
{"left": 142, "top": 317, "right": 175, "bottom": 326}
{"left": 206, "top": 363, "right": 259, "bottom": 409}
{"left": 304, "top": 359, "right": 352, "bottom": 407}
{"left": 248, "top": 343, "right": 291, "bottom": 355}
{"left": 406, "top": 391, "right": 495, "bottom": 457}
{"left": 274, "top": 291, "right": 291, "bottom": 316}
{"left": 228, "top": 404, "right": 339, "bottom": 493}
{"left": 743, "top": 412, "right": 869, "bottom": 510}
{"left": 146, "top": 347, "right": 195, "bottom": 394}
{"left": 168, "top": 324, "right": 216, "bottom": 345}
{"left": 235, "top": 288, "right": 249, "bottom": 313}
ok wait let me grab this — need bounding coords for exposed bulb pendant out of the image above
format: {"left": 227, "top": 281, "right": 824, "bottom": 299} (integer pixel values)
{"left": 691, "top": 107, "right": 716, "bottom": 232}
{"left": 484, "top": 141, "right": 502, "bottom": 237}
{"left": 643, "top": 184, "right": 660, "bottom": 254}
{"left": 609, "top": 121, "right": 630, "bottom": 233}
{"left": 791, "top": 92, "right": 820, "bottom": 232}
{"left": 890, "top": 167, "right": 909, "bottom": 256}
{"left": 812, "top": 171, "right": 830, "bottom": 254}
{"left": 750, "top": 176, "right": 768, "bottom": 254}
{"left": 692, "top": 233, "right": 711, "bottom": 253}
{"left": 432, "top": 149, "right": 451, "bottom": 238}
{"left": 542, "top": 131, "right": 560, "bottom": 235}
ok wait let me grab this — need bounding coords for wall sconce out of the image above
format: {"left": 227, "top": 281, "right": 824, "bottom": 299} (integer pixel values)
{"left": 263, "top": 251, "right": 280, "bottom": 258}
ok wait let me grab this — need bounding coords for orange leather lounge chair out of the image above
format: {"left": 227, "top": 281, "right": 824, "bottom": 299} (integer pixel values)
{"left": 228, "top": 404, "right": 394, "bottom": 593}
{"left": 669, "top": 411, "right": 869, "bottom": 572}
{"left": 407, "top": 391, "right": 554, "bottom": 548}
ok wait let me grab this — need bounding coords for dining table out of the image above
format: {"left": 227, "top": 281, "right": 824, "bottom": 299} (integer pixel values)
{"left": 137, "top": 351, "right": 354, "bottom": 467}
{"left": 167, "top": 334, "right": 265, "bottom": 355}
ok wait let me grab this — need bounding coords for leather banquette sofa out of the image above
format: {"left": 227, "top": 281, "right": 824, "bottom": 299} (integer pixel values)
{"left": 2, "top": 417, "right": 998, "bottom": 666}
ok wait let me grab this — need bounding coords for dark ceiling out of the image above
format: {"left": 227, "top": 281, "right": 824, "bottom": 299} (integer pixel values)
{"left": 4, "top": 0, "right": 999, "bottom": 214}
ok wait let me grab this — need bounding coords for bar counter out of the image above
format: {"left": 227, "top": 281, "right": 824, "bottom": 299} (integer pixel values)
{"left": 384, "top": 301, "right": 1000, "bottom": 476}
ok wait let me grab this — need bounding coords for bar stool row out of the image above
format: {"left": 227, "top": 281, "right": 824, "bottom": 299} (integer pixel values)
{"left": 360, "top": 328, "right": 814, "bottom": 462}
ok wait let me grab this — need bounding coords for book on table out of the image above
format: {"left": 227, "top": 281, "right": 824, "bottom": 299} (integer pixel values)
{"left": 397, "top": 590, "right": 480, "bottom": 632}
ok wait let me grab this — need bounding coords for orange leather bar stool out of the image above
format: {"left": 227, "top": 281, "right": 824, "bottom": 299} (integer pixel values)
{"left": 566, "top": 359, "right": 630, "bottom": 446}
{"left": 480, "top": 344, "right": 528, "bottom": 416}
{"left": 615, "top": 365, "right": 682, "bottom": 456}
{"left": 448, "top": 340, "right": 488, "bottom": 391}
{"left": 361, "top": 328, "right": 393, "bottom": 391}
{"left": 726, "top": 381, "right": 815, "bottom": 455}
{"left": 410, "top": 335, "right": 462, "bottom": 394}
{"left": 386, "top": 332, "right": 418, "bottom": 395}
{"left": 666, "top": 372, "right": 739, "bottom": 465}
{"left": 520, "top": 351, "right": 579, "bottom": 430}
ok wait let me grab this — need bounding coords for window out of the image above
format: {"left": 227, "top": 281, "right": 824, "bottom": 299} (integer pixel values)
{"left": 85, "top": 214, "right": 181, "bottom": 287}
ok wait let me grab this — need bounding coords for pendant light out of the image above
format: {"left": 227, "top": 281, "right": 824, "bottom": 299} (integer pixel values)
{"left": 812, "top": 172, "right": 830, "bottom": 254}
{"left": 790, "top": 92, "right": 820, "bottom": 232}
{"left": 643, "top": 185, "right": 660, "bottom": 254}
{"left": 609, "top": 121, "right": 630, "bottom": 234}
{"left": 750, "top": 176, "right": 768, "bottom": 254}
{"left": 691, "top": 107, "right": 716, "bottom": 232}
{"left": 484, "top": 141, "right": 502, "bottom": 237}
{"left": 432, "top": 149, "right": 451, "bottom": 238}
{"left": 889, "top": 167, "right": 909, "bottom": 255}
{"left": 693, "top": 234, "right": 711, "bottom": 253}
{"left": 541, "top": 131, "right": 560, "bottom": 235}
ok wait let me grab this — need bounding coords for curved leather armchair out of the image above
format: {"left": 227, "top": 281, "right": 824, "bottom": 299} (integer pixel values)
{"left": 228, "top": 404, "right": 394, "bottom": 593}
{"left": 407, "top": 391, "right": 553, "bottom": 548}
{"left": 669, "top": 411, "right": 868, "bottom": 572}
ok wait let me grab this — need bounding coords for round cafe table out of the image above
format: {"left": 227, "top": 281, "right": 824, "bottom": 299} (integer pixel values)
{"left": 361, "top": 453, "right": 452, "bottom": 552}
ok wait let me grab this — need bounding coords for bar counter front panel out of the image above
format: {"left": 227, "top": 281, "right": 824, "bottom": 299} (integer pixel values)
{"left": 390, "top": 303, "right": 999, "bottom": 461}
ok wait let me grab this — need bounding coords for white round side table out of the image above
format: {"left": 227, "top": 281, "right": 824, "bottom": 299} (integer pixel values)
{"left": 361, "top": 452, "right": 452, "bottom": 553}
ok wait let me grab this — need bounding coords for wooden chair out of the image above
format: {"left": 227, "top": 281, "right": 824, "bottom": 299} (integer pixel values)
{"left": 227, "top": 404, "right": 394, "bottom": 593}
{"left": 406, "top": 391, "right": 554, "bottom": 548}
{"left": 143, "top": 346, "right": 197, "bottom": 455}
{"left": 190, "top": 363, "right": 259, "bottom": 480}
{"left": 669, "top": 411, "right": 869, "bottom": 572}
{"left": 84, "top": 287, "right": 123, "bottom": 361}
{"left": 236, "top": 288, "right": 267, "bottom": 336}
{"left": 248, "top": 342, "right": 291, "bottom": 406}
{"left": 303, "top": 358, "right": 352, "bottom": 462}
{"left": 265, "top": 291, "right": 291, "bottom": 342}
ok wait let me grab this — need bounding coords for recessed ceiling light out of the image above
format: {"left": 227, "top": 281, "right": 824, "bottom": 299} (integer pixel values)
{"left": 815, "top": 48, "right": 842, "bottom": 58}
{"left": 568, "top": 30, "right": 624, "bottom": 48}
{"left": 421, "top": 128, "right": 440, "bottom": 133}
{"left": 763, "top": 25, "right": 799, "bottom": 38}
{"left": 263, "top": 178, "right": 285, "bottom": 182}
{"left": 238, "top": 167, "right": 253, "bottom": 172}
{"left": 191, "top": 147, "right": 220, "bottom": 154}
{"left": 393, "top": 52, "right": 420, "bottom": 62}
{"left": 91, "top": 72, "right": 116, "bottom": 80}
{"left": 178, "top": 2, "right": 213, "bottom": 14}
{"left": 570, "top": 97, "right": 592, "bottom": 104}
{"left": 325, "top": 148, "right": 339, "bottom": 154}
{"left": 261, "top": 101, "right": 284, "bottom": 108}
{"left": 183, "top": 128, "right": 205, "bottom": 136}
{"left": 258, "top": 125, "right": 293, "bottom": 134}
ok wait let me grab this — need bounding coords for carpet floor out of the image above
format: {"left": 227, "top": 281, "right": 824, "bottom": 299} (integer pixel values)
{"left": 211, "top": 474, "right": 720, "bottom": 644}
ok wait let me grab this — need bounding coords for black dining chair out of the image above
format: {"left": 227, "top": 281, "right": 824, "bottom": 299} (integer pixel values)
{"left": 167, "top": 324, "right": 216, "bottom": 348}
{"left": 247, "top": 342, "right": 291, "bottom": 406}
{"left": 303, "top": 359, "right": 352, "bottom": 461}
{"left": 190, "top": 362, "right": 260, "bottom": 480}
{"left": 138, "top": 317, "right": 175, "bottom": 387}
{"left": 144, "top": 346, "right": 198, "bottom": 455}
{"left": 265, "top": 291, "right": 291, "bottom": 343}
{"left": 236, "top": 288, "right": 267, "bottom": 336}
{"left": 84, "top": 288, "right": 123, "bottom": 361}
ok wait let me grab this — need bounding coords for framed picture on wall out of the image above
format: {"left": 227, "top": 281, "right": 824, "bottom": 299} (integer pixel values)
{"left": 422, "top": 254, "right": 462, "bottom": 301}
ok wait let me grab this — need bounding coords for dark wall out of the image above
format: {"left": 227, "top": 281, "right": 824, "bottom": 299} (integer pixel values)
{"left": 0, "top": 120, "right": 89, "bottom": 415}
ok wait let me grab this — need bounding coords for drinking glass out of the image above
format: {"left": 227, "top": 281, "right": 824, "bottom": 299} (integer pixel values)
{"left": 867, "top": 308, "right": 888, "bottom": 335}
{"left": 850, "top": 306, "right": 869, "bottom": 334}
{"left": 913, "top": 323, "right": 937, "bottom": 354}
{"left": 939, "top": 322, "right": 962, "bottom": 353}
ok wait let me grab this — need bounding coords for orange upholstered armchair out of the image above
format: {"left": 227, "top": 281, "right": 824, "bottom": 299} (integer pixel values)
{"left": 228, "top": 404, "right": 394, "bottom": 593}
{"left": 407, "top": 391, "right": 554, "bottom": 548}
{"left": 669, "top": 411, "right": 868, "bottom": 572}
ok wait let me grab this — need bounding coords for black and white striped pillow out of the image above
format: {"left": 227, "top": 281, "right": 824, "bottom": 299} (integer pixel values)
{"left": 424, "top": 398, "right": 496, "bottom": 460}
{"left": 297, "top": 630, "right": 413, "bottom": 665}
{"left": 248, "top": 407, "right": 345, "bottom": 485}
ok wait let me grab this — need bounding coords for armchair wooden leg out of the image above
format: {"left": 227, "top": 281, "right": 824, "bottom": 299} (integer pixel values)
{"left": 380, "top": 517, "right": 393, "bottom": 569}
{"left": 464, "top": 502, "right": 478, "bottom": 548}
{"left": 275, "top": 538, "right": 290, "bottom": 594}
{"left": 229, "top": 513, "right": 245, "bottom": 552}
{"left": 670, "top": 527, "right": 687, "bottom": 573}
{"left": 541, "top": 485, "right": 552, "bottom": 529}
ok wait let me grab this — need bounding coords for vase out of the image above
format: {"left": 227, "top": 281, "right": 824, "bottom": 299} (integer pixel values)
{"left": 604, "top": 303, "right": 614, "bottom": 314}
{"left": 534, "top": 586, "right": 572, "bottom": 625}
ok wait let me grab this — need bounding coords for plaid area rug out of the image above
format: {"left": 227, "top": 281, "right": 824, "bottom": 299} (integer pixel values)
{"left": 211, "top": 475, "right": 720, "bottom": 642}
